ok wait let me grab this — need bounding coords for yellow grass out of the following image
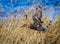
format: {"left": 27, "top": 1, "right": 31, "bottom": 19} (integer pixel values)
{"left": 0, "top": 15, "right": 60, "bottom": 44}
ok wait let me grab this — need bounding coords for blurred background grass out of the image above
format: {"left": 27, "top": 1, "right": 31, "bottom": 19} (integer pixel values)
{"left": 0, "top": 14, "right": 60, "bottom": 44}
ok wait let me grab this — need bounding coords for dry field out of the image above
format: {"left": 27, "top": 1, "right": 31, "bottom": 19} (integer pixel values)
{"left": 0, "top": 15, "right": 60, "bottom": 44}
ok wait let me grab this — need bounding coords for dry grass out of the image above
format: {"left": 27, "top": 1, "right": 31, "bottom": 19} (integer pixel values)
{"left": 0, "top": 15, "right": 60, "bottom": 44}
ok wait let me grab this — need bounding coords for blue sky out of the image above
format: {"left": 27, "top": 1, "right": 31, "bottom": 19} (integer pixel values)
{"left": 0, "top": 0, "right": 60, "bottom": 22}
{"left": 0, "top": 0, "right": 60, "bottom": 11}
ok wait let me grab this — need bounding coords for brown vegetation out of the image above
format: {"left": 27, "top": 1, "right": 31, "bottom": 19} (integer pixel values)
{"left": 0, "top": 14, "right": 60, "bottom": 44}
{"left": 0, "top": 6, "right": 60, "bottom": 44}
